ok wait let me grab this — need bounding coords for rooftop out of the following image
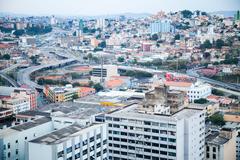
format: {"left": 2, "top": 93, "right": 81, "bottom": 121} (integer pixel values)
{"left": 206, "top": 131, "right": 229, "bottom": 145}
{"left": 108, "top": 103, "right": 202, "bottom": 122}
{"left": 38, "top": 102, "right": 113, "bottom": 119}
{"left": 16, "top": 110, "right": 50, "bottom": 117}
{"left": 29, "top": 123, "right": 102, "bottom": 145}
{"left": 11, "top": 117, "right": 51, "bottom": 131}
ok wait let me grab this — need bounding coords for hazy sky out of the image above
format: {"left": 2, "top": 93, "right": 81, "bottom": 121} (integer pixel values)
{"left": 0, "top": 0, "right": 240, "bottom": 16}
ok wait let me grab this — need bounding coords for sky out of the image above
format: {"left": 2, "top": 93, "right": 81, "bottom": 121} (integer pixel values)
{"left": 0, "top": 0, "right": 240, "bottom": 16}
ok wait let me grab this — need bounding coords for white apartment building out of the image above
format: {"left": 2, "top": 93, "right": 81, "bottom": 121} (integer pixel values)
{"left": 105, "top": 103, "right": 205, "bottom": 160}
{"left": 28, "top": 123, "right": 108, "bottom": 160}
{"left": 1, "top": 90, "right": 31, "bottom": 114}
{"left": 0, "top": 117, "right": 53, "bottom": 160}
{"left": 91, "top": 65, "right": 119, "bottom": 83}
{"left": 165, "top": 81, "right": 212, "bottom": 102}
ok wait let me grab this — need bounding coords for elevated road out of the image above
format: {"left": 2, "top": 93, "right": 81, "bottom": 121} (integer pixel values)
{"left": 17, "top": 58, "right": 78, "bottom": 90}
{"left": 0, "top": 73, "right": 19, "bottom": 87}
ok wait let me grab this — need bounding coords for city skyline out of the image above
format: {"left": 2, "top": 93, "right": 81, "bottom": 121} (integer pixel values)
{"left": 0, "top": 0, "right": 240, "bottom": 16}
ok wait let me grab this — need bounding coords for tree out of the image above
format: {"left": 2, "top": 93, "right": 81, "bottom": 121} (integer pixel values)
{"left": 13, "top": 29, "right": 25, "bottom": 37}
{"left": 88, "top": 81, "right": 94, "bottom": 87}
{"left": 94, "top": 83, "right": 104, "bottom": 92}
{"left": 151, "top": 34, "right": 158, "bottom": 41}
{"left": 174, "top": 34, "right": 180, "bottom": 40}
{"left": 209, "top": 113, "right": 225, "bottom": 126}
{"left": 194, "top": 98, "right": 209, "bottom": 104}
{"left": 228, "top": 95, "right": 238, "bottom": 99}
{"left": 117, "top": 57, "right": 125, "bottom": 63}
{"left": 181, "top": 10, "right": 193, "bottom": 18}
{"left": 200, "top": 40, "right": 212, "bottom": 50}
{"left": 215, "top": 39, "right": 224, "bottom": 49}
{"left": 72, "top": 94, "right": 79, "bottom": 100}
{"left": 98, "top": 41, "right": 106, "bottom": 48}
{"left": 30, "top": 55, "right": 39, "bottom": 64}
{"left": 212, "top": 89, "right": 224, "bottom": 96}
{"left": 1, "top": 54, "right": 10, "bottom": 60}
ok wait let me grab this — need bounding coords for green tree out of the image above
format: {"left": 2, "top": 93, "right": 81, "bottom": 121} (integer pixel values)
{"left": 228, "top": 95, "right": 238, "bottom": 99}
{"left": 2, "top": 54, "right": 10, "bottom": 60}
{"left": 181, "top": 10, "right": 193, "bottom": 18}
{"left": 94, "top": 83, "right": 104, "bottom": 92}
{"left": 215, "top": 39, "right": 225, "bottom": 49}
{"left": 209, "top": 113, "right": 225, "bottom": 126}
{"left": 212, "top": 89, "right": 224, "bottom": 96}
{"left": 151, "top": 34, "right": 158, "bottom": 41}
{"left": 200, "top": 40, "right": 212, "bottom": 50}
{"left": 117, "top": 57, "right": 125, "bottom": 63}
{"left": 13, "top": 29, "right": 25, "bottom": 37}
{"left": 194, "top": 98, "right": 209, "bottom": 104}
{"left": 98, "top": 41, "right": 106, "bottom": 48}
{"left": 174, "top": 34, "right": 180, "bottom": 40}
{"left": 72, "top": 94, "right": 79, "bottom": 100}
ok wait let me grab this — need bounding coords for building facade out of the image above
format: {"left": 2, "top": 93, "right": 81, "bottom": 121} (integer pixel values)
{"left": 28, "top": 123, "right": 108, "bottom": 160}
{"left": 105, "top": 104, "right": 205, "bottom": 160}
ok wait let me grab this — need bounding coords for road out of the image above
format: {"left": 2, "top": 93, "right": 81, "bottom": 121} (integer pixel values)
{"left": 187, "top": 69, "right": 240, "bottom": 92}
{"left": 0, "top": 73, "right": 19, "bottom": 87}
{"left": 17, "top": 58, "right": 77, "bottom": 90}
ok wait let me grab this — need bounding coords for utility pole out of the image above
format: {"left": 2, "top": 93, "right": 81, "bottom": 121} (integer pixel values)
{"left": 100, "top": 53, "right": 103, "bottom": 85}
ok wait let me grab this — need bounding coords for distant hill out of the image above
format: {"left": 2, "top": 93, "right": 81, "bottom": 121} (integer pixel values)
{"left": 210, "top": 11, "right": 237, "bottom": 17}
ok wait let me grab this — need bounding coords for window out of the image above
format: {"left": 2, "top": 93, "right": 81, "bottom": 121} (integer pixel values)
{"left": 113, "top": 118, "right": 120, "bottom": 121}
{"left": 206, "top": 153, "right": 209, "bottom": 158}
{"left": 83, "top": 149, "right": 87, "bottom": 155}
{"left": 160, "top": 137, "right": 167, "bottom": 141}
{"left": 144, "top": 121, "right": 151, "bottom": 125}
{"left": 7, "top": 143, "right": 10, "bottom": 149}
{"left": 25, "top": 137, "right": 27, "bottom": 140}
{"left": 90, "top": 137, "right": 94, "bottom": 142}
{"left": 67, "top": 147, "right": 72, "bottom": 153}
{"left": 168, "top": 138, "right": 176, "bottom": 143}
{"left": 75, "top": 143, "right": 80, "bottom": 149}
{"left": 169, "top": 145, "right": 176, "bottom": 150}
{"left": 129, "top": 146, "right": 135, "bottom": 150}
{"left": 15, "top": 140, "right": 18, "bottom": 143}
{"left": 152, "top": 136, "right": 159, "bottom": 140}
{"left": 152, "top": 143, "right": 159, "bottom": 147}
{"left": 144, "top": 148, "right": 151, "bottom": 152}
{"left": 160, "top": 151, "right": 167, "bottom": 155}
{"left": 206, "top": 146, "right": 209, "bottom": 151}
{"left": 168, "top": 152, "right": 176, "bottom": 157}
{"left": 213, "top": 147, "right": 216, "bottom": 152}
{"left": 16, "top": 149, "right": 18, "bottom": 155}
{"left": 121, "top": 132, "right": 127, "bottom": 136}
{"left": 152, "top": 129, "right": 159, "bottom": 133}
{"left": 8, "top": 152, "right": 10, "bottom": 158}
{"left": 160, "top": 144, "right": 167, "bottom": 148}
{"left": 152, "top": 149, "right": 159, "bottom": 154}
{"left": 113, "top": 137, "right": 120, "bottom": 141}
{"left": 57, "top": 151, "right": 64, "bottom": 158}
{"left": 82, "top": 139, "right": 87, "bottom": 146}
{"left": 213, "top": 154, "right": 216, "bottom": 159}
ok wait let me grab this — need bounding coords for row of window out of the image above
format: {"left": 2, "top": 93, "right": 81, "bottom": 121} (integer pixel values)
{"left": 61, "top": 149, "right": 107, "bottom": 160}
{"left": 108, "top": 134, "right": 176, "bottom": 143}
{"left": 106, "top": 117, "right": 176, "bottom": 129}
{"left": 109, "top": 149, "right": 176, "bottom": 157}
{"left": 57, "top": 139, "right": 107, "bottom": 158}
{"left": 109, "top": 143, "right": 176, "bottom": 150}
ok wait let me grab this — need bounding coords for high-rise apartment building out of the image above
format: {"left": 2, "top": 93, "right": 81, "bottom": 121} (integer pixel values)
{"left": 105, "top": 103, "right": 205, "bottom": 160}
{"left": 149, "top": 19, "right": 172, "bottom": 35}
